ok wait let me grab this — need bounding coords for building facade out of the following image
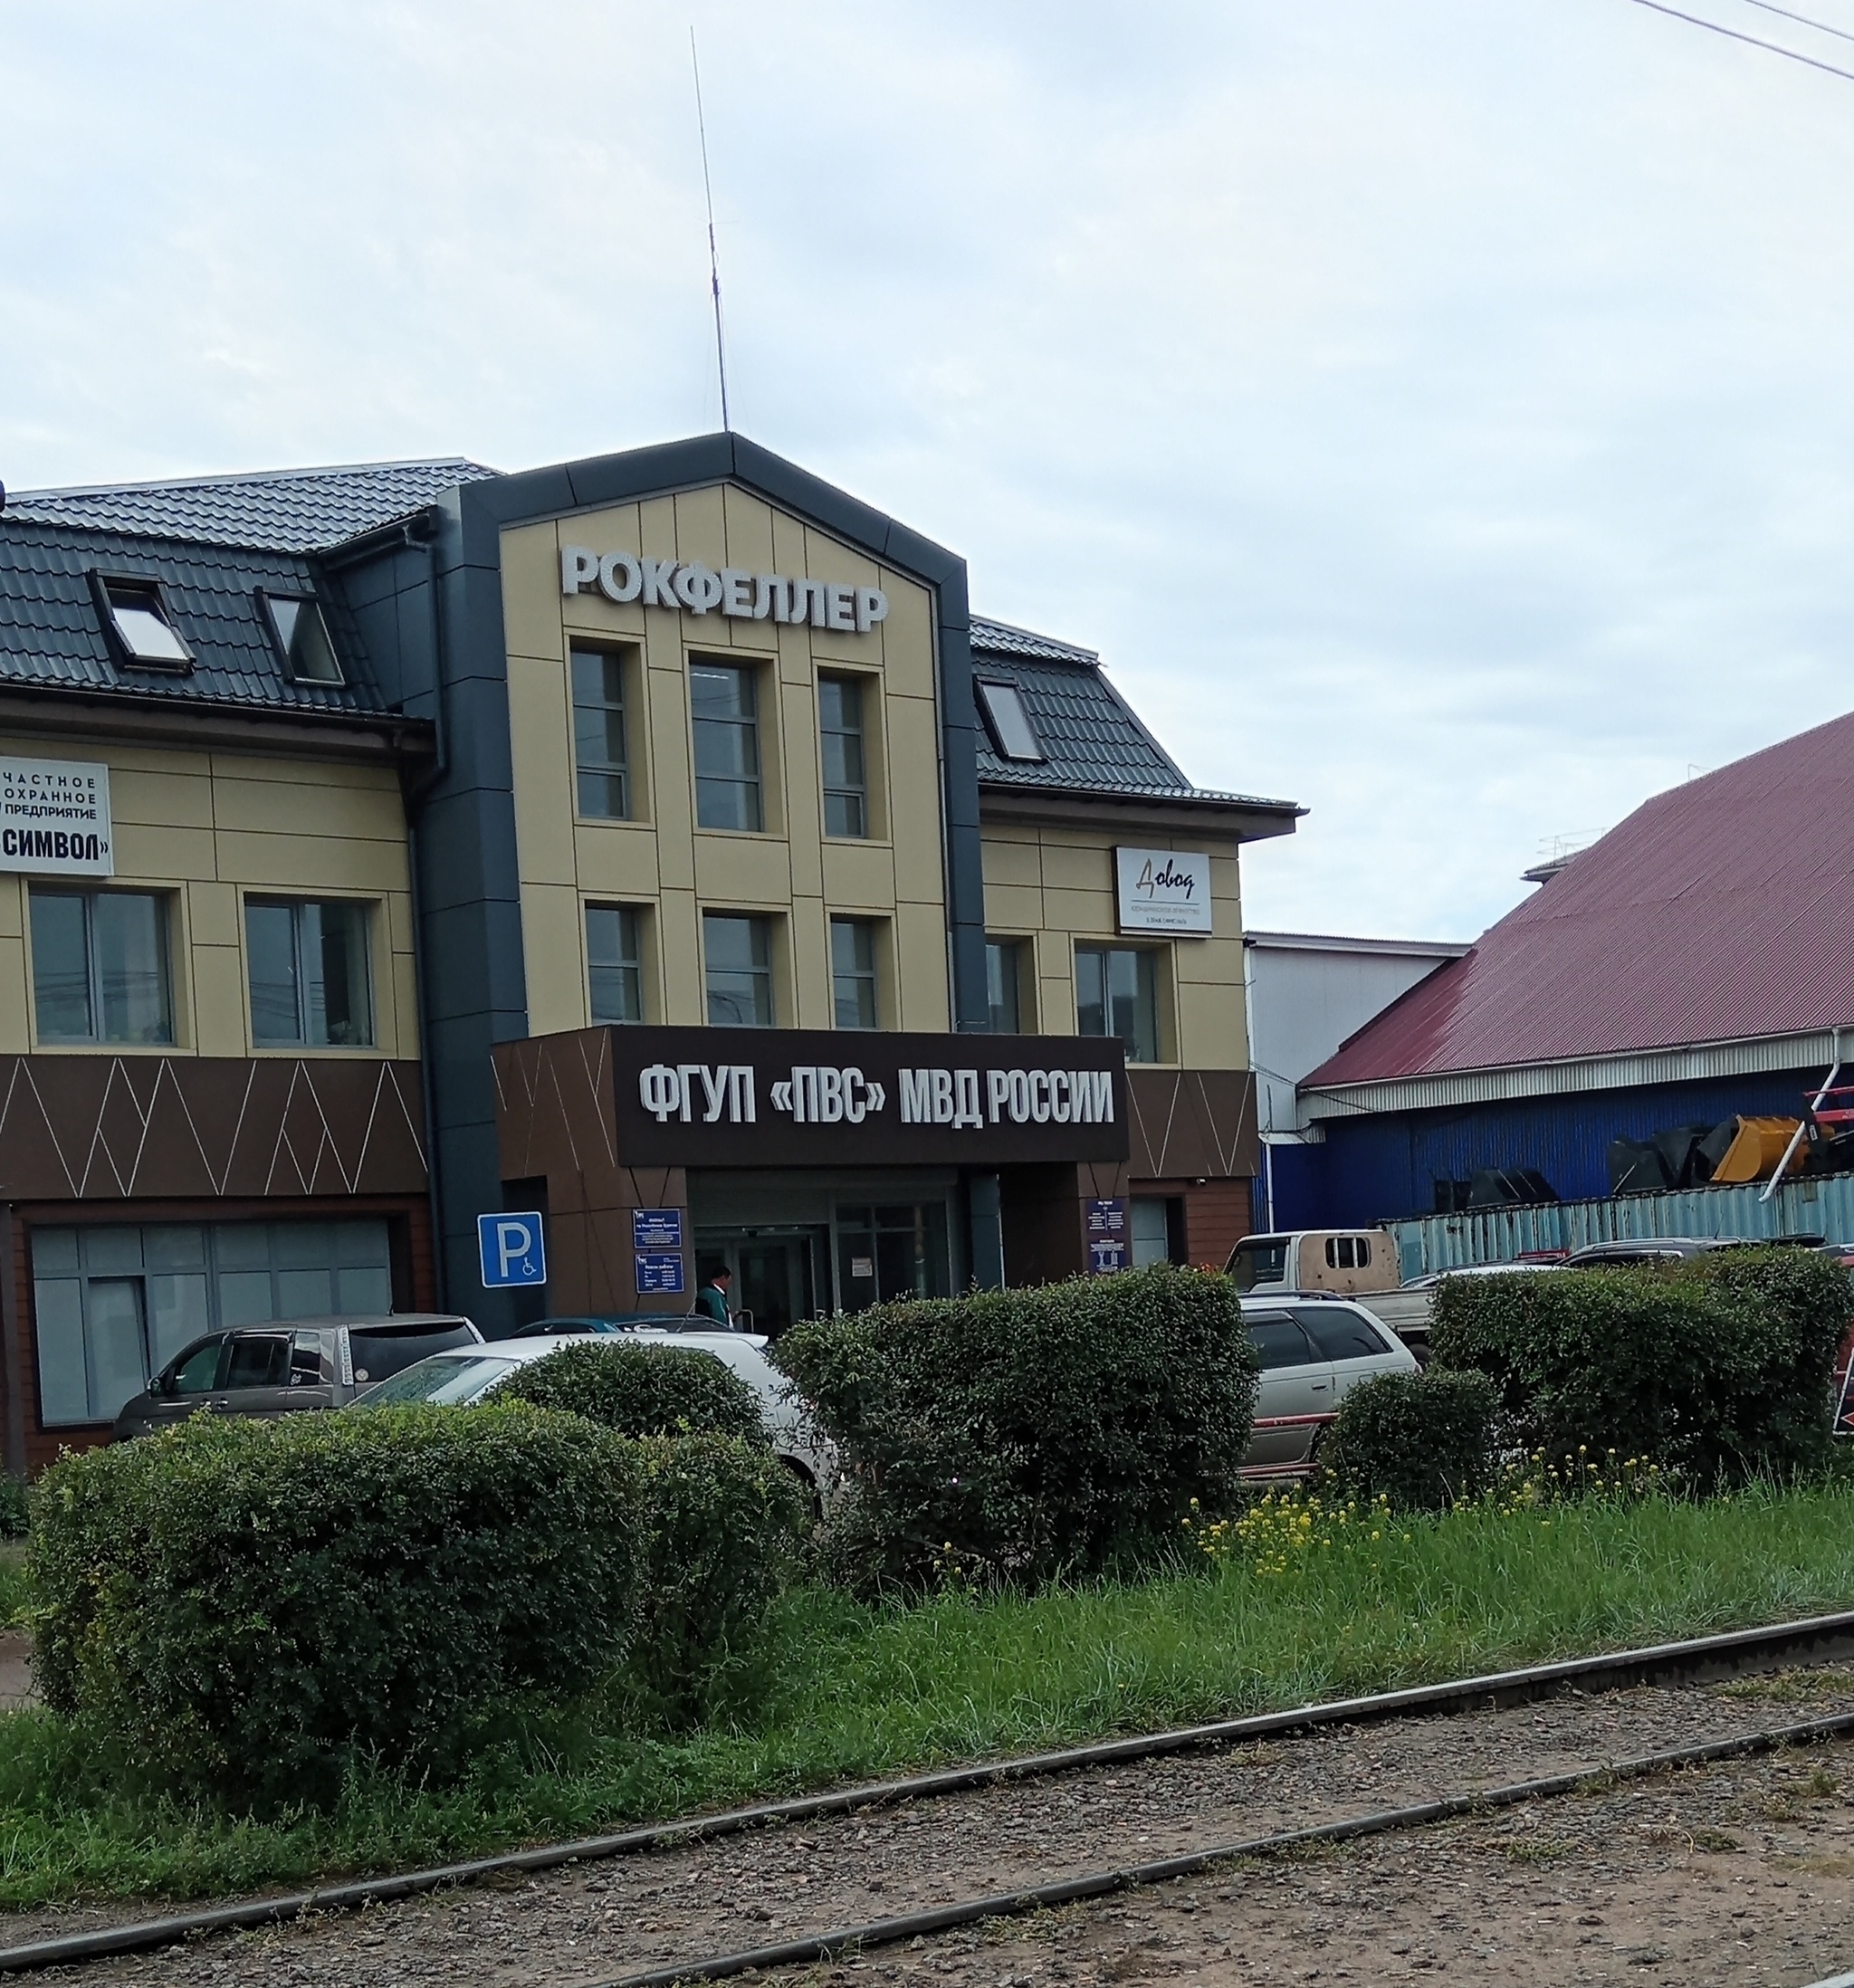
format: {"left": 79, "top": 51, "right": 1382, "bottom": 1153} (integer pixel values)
{"left": 0, "top": 435, "right": 1297, "bottom": 1451}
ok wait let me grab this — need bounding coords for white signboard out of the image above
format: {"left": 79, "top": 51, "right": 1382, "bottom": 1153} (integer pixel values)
{"left": 0, "top": 758, "right": 112, "bottom": 876}
{"left": 1116, "top": 846, "right": 1211, "bottom": 935}
{"left": 560, "top": 545, "right": 888, "bottom": 635}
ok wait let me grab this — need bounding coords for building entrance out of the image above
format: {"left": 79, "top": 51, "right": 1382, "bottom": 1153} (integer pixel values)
{"left": 694, "top": 1227, "right": 827, "bottom": 1338}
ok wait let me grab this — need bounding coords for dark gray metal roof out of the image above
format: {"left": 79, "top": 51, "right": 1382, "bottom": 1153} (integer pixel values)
{"left": 0, "top": 522, "right": 385, "bottom": 716}
{"left": 3, "top": 459, "right": 494, "bottom": 554}
{"left": 968, "top": 615, "right": 1099, "bottom": 664}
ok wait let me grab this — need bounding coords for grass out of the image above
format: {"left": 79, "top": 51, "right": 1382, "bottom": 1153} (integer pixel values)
{"left": 3, "top": 1480, "right": 1854, "bottom": 1909}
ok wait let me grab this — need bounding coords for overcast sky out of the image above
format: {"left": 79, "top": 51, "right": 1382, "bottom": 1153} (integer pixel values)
{"left": 5, "top": 0, "right": 1853, "bottom": 943}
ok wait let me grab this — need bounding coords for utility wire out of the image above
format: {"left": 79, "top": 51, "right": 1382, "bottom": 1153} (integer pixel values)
{"left": 1626, "top": 0, "right": 1854, "bottom": 81}
{"left": 690, "top": 28, "right": 731, "bottom": 432}
{"left": 1733, "top": 0, "right": 1854, "bottom": 48}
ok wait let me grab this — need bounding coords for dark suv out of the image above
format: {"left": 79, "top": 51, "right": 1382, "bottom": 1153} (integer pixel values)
{"left": 111, "top": 1314, "right": 482, "bottom": 1441}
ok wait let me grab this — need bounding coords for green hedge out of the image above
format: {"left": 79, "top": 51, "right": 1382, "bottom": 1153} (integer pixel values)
{"left": 623, "top": 1433, "right": 809, "bottom": 1724}
{"left": 1429, "top": 1247, "right": 1849, "bottom": 1484}
{"left": 773, "top": 1264, "right": 1257, "bottom": 1591}
{"left": 492, "top": 1340, "right": 766, "bottom": 1443}
{"left": 1319, "top": 1368, "right": 1497, "bottom": 1511}
{"left": 29, "top": 1404, "right": 645, "bottom": 1800}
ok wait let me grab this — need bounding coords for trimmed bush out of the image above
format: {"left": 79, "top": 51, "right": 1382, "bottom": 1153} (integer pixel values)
{"left": 623, "top": 1432, "right": 810, "bottom": 1723}
{"left": 29, "top": 1403, "right": 645, "bottom": 1800}
{"left": 1318, "top": 1368, "right": 1497, "bottom": 1511}
{"left": 492, "top": 1340, "right": 766, "bottom": 1443}
{"left": 773, "top": 1263, "right": 1257, "bottom": 1591}
{"left": 1429, "top": 1247, "right": 1850, "bottom": 1484}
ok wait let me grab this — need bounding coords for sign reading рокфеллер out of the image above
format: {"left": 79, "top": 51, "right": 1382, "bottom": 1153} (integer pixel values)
{"left": 562, "top": 546, "right": 888, "bottom": 635}
{"left": 0, "top": 758, "right": 113, "bottom": 877}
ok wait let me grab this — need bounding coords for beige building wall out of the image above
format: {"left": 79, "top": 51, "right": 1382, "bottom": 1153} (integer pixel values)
{"left": 501, "top": 485, "right": 951, "bottom": 1036}
{"left": 0, "top": 737, "right": 417, "bottom": 1059}
{"left": 980, "top": 822, "right": 1248, "bottom": 1070}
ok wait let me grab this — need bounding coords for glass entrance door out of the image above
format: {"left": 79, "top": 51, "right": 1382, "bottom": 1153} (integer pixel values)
{"left": 695, "top": 1228, "right": 827, "bottom": 1339}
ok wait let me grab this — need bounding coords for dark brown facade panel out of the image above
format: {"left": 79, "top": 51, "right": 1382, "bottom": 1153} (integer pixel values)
{"left": 0, "top": 1057, "right": 426, "bottom": 1201}
{"left": 1126, "top": 1068, "right": 1258, "bottom": 1181}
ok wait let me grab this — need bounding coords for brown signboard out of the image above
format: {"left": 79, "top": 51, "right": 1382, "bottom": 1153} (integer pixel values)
{"left": 602, "top": 1026, "right": 1128, "bottom": 1168}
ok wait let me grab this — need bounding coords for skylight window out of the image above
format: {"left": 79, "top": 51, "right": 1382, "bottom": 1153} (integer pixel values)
{"left": 92, "top": 577, "right": 192, "bottom": 670}
{"left": 976, "top": 680, "right": 1044, "bottom": 762}
{"left": 262, "top": 592, "right": 344, "bottom": 685}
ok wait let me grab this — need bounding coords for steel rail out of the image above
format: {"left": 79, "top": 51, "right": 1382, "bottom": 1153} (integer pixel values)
{"left": 3, "top": 1607, "right": 1854, "bottom": 1976}
{"left": 593, "top": 1709, "right": 1854, "bottom": 1988}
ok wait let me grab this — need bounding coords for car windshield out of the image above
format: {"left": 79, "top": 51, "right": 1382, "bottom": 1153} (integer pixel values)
{"left": 355, "top": 1353, "right": 517, "bottom": 1406}
{"left": 1228, "top": 1238, "right": 1289, "bottom": 1292}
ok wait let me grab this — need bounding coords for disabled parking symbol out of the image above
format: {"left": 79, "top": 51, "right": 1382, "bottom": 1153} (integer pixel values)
{"left": 478, "top": 1210, "right": 547, "bottom": 1288}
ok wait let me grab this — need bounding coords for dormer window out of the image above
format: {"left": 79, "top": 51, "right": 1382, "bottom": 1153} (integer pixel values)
{"left": 976, "top": 679, "right": 1044, "bottom": 762}
{"left": 261, "top": 591, "right": 344, "bottom": 686}
{"left": 91, "top": 575, "right": 192, "bottom": 671}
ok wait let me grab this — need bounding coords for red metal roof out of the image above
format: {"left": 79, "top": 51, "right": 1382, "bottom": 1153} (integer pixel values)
{"left": 1307, "top": 710, "right": 1854, "bottom": 1086}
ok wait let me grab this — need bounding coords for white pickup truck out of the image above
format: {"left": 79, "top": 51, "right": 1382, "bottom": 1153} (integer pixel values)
{"left": 1226, "top": 1228, "right": 1437, "bottom": 1361}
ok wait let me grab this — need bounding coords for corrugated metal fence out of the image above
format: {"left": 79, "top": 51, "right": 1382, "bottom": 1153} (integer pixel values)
{"left": 1387, "top": 1174, "right": 1854, "bottom": 1281}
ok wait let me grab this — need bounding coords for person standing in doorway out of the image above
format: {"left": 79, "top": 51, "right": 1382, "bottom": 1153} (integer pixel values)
{"left": 694, "top": 1265, "right": 735, "bottom": 1328}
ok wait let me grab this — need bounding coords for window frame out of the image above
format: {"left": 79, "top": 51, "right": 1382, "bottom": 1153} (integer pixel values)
{"left": 975, "top": 679, "right": 1044, "bottom": 762}
{"left": 244, "top": 895, "right": 377, "bottom": 1050}
{"left": 690, "top": 657, "right": 765, "bottom": 834}
{"left": 829, "top": 916, "right": 880, "bottom": 1030}
{"left": 818, "top": 673, "right": 871, "bottom": 839}
{"left": 87, "top": 571, "right": 194, "bottom": 673}
{"left": 702, "top": 910, "right": 776, "bottom": 1027}
{"left": 1074, "top": 942, "right": 1161, "bottom": 1064}
{"left": 257, "top": 588, "right": 345, "bottom": 686}
{"left": 984, "top": 935, "right": 1026, "bottom": 1034}
{"left": 569, "top": 643, "right": 633, "bottom": 822}
{"left": 27, "top": 885, "right": 175, "bottom": 1047}
{"left": 586, "top": 902, "right": 646, "bottom": 1025}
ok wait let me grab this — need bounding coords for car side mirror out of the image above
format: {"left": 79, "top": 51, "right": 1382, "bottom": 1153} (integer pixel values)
{"left": 158, "top": 1372, "right": 177, "bottom": 1399}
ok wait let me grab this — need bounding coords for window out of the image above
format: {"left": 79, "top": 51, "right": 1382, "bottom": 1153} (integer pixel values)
{"left": 691, "top": 661, "right": 762, "bottom": 831}
{"left": 1294, "top": 1305, "right": 1390, "bottom": 1362}
{"left": 1228, "top": 1235, "right": 1289, "bottom": 1292}
{"left": 224, "top": 1332, "right": 291, "bottom": 1390}
{"left": 29, "top": 889, "right": 172, "bottom": 1045}
{"left": 1075, "top": 944, "right": 1160, "bottom": 1063}
{"left": 830, "top": 918, "right": 879, "bottom": 1029}
{"left": 703, "top": 912, "right": 774, "bottom": 1027}
{"left": 819, "top": 675, "right": 868, "bottom": 837}
{"left": 1131, "top": 1197, "right": 1179, "bottom": 1268}
{"left": 836, "top": 1202, "right": 951, "bottom": 1305}
{"left": 91, "top": 575, "right": 192, "bottom": 669}
{"left": 1324, "top": 1235, "right": 1372, "bottom": 1269}
{"left": 245, "top": 898, "right": 373, "bottom": 1047}
{"left": 976, "top": 680, "right": 1043, "bottom": 762}
{"left": 571, "top": 646, "right": 629, "bottom": 819}
{"left": 985, "top": 938, "right": 1023, "bottom": 1034}
{"left": 587, "top": 904, "right": 644, "bottom": 1024}
{"left": 262, "top": 592, "right": 343, "bottom": 685}
{"left": 1244, "top": 1312, "right": 1323, "bottom": 1370}
{"left": 31, "top": 1219, "right": 392, "bottom": 1426}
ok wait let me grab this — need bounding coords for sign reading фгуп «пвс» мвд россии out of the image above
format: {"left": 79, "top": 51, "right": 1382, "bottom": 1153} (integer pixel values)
{"left": 560, "top": 545, "right": 889, "bottom": 634}
{"left": 0, "top": 758, "right": 112, "bottom": 877}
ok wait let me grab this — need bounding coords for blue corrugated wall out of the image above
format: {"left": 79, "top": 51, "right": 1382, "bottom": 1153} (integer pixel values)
{"left": 1281, "top": 1066, "right": 1828, "bottom": 1228}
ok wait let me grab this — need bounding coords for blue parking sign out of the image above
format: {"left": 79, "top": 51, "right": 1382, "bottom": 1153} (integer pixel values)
{"left": 478, "top": 1211, "right": 546, "bottom": 1288}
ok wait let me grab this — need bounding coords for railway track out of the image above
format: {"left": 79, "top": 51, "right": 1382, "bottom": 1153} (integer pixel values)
{"left": 7, "top": 1607, "right": 1854, "bottom": 1981}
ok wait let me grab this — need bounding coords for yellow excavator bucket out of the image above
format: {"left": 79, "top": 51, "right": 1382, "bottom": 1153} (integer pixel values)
{"left": 1707, "top": 1116, "right": 1802, "bottom": 1185}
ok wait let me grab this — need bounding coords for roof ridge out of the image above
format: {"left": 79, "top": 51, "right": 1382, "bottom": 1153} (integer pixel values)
{"left": 9, "top": 457, "right": 497, "bottom": 503}
{"left": 970, "top": 613, "right": 1100, "bottom": 663}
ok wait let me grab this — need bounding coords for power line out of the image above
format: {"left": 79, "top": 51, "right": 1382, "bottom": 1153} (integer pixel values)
{"left": 1626, "top": 0, "right": 1854, "bottom": 81}
{"left": 689, "top": 27, "right": 731, "bottom": 433}
{"left": 1733, "top": 0, "right": 1854, "bottom": 49}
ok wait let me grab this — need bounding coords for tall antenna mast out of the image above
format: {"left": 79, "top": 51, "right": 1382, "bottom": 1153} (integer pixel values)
{"left": 690, "top": 28, "right": 731, "bottom": 432}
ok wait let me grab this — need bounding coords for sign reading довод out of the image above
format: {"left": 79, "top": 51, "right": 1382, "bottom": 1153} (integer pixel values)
{"left": 1115, "top": 846, "right": 1211, "bottom": 935}
{"left": 0, "top": 758, "right": 112, "bottom": 876}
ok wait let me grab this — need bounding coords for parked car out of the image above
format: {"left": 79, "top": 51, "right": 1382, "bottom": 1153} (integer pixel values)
{"left": 111, "top": 1314, "right": 483, "bottom": 1441}
{"left": 353, "top": 1328, "right": 838, "bottom": 1498}
{"left": 529, "top": 1313, "right": 715, "bottom": 1333}
{"left": 1239, "top": 1296, "right": 1419, "bottom": 1479}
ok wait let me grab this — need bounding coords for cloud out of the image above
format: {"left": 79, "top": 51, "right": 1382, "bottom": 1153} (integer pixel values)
{"left": 5, "top": 0, "right": 1854, "bottom": 941}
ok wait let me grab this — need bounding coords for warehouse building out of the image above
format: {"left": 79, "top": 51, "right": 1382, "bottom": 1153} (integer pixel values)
{"left": 1289, "top": 712, "right": 1854, "bottom": 1227}
{"left": 0, "top": 434, "right": 1297, "bottom": 1448}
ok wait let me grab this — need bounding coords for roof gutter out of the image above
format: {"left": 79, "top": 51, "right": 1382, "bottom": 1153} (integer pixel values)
{"left": 979, "top": 779, "right": 1304, "bottom": 843}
